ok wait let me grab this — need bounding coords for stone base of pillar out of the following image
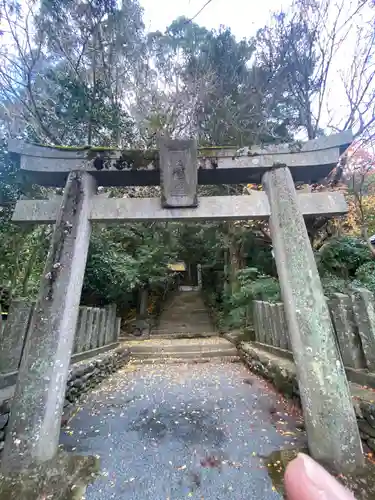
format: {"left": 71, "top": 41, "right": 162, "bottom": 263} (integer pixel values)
{"left": 0, "top": 452, "right": 99, "bottom": 500}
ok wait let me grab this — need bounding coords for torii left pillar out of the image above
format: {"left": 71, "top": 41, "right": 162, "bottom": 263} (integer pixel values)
{"left": 1, "top": 171, "right": 96, "bottom": 473}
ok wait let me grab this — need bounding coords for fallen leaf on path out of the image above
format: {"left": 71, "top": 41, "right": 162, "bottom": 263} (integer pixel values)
{"left": 228, "top": 461, "right": 242, "bottom": 468}
{"left": 280, "top": 431, "right": 297, "bottom": 437}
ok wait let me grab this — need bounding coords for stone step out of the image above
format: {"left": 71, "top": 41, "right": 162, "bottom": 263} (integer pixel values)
{"left": 161, "top": 309, "right": 208, "bottom": 317}
{"left": 167, "top": 298, "right": 203, "bottom": 304}
{"left": 160, "top": 317, "right": 211, "bottom": 322}
{"left": 159, "top": 310, "right": 211, "bottom": 315}
{"left": 153, "top": 329, "right": 215, "bottom": 335}
{"left": 128, "top": 342, "right": 233, "bottom": 354}
{"left": 130, "top": 348, "right": 238, "bottom": 360}
{"left": 164, "top": 307, "right": 207, "bottom": 312}
{"left": 157, "top": 323, "right": 213, "bottom": 331}
{"left": 155, "top": 291, "right": 213, "bottom": 339}
{"left": 161, "top": 312, "right": 211, "bottom": 319}
{"left": 157, "top": 320, "right": 213, "bottom": 327}
{"left": 165, "top": 300, "right": 206, "bottom": 305}
{"left": 155, "top": 323, "right": 213, "bottom": 329}
{"left": 159, "top": 321, "right": 211, "bottom": 326}
{"left": 171, "top": 292, "right": 202, "bottom": 298}
{"left": 165, "top": 295, "right": 205, "bottom": 309}
{"left": 152, "top": 333, "right": 216, "bottom": 339}
{"left": 130, "top": 356, "right": 241, "bottom": 365}
{"left": 156, "top": 323, "right": 213, "bottom": 328}
{"left": 120, "top": 332, "right": 217, "bottom": 340}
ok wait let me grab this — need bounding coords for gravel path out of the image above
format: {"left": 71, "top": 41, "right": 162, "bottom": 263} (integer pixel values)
{"left": 59, "top": 361, "right": 306, "bottom": 499}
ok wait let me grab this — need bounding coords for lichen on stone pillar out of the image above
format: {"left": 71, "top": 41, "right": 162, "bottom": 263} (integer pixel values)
{"left": 1, "top": 171, "right": 96, "bottom": 473}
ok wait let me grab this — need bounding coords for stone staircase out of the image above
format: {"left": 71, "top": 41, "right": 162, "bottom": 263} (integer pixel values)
{"left": 121, "top": 292, "right": 239, "bottom": 363}
{"left": 120, "top": 291, "right": 239, "bottom": 364}
{"left": 126, "top": 337, "right": 239, "bottom": 364}
{"left": 152, "top": 290, "right": 215, "bottom": 337}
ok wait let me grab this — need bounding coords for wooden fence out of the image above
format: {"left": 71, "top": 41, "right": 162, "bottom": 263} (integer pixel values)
{"left": 253, "top": 287, "right": 375, "bottom": 371}
{"left": 0, "top": 301, "right": 120, "bottom": 375}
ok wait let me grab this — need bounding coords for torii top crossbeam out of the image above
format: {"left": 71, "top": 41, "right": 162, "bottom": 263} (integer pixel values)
{"left": 8, "top": 131, "right": 352, "bottom": 188}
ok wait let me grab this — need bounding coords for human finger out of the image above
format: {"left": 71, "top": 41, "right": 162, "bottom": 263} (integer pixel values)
{"left": 284, "top": 453, "right": 356, "bottom": 500}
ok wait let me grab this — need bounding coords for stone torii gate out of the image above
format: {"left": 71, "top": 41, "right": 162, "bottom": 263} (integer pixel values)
{"left": 2, "top": 131, "right": 363, "bottom": 473}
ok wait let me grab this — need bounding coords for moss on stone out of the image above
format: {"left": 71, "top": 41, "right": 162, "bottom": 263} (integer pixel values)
{"left": 0, "top": 452, "right": 99, "bottom": 499}
{"left": 85, "top": 148, "right": 160, "bottom": 171}
{"left": 30, "top": 142, "right": 238, "bottom": 157}
{"left": 199, "top": 148, "right": 224, "bottom": 157}
{"left": 31, "top": 143, "right": 92, "bottom": 151}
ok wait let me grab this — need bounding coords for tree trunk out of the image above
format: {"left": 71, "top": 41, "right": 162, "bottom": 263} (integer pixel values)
{"left": 228, "top": 222, "right": 241, "bottom": 295}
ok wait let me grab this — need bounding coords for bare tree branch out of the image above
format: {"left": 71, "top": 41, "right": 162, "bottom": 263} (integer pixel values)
{"left": 184, "top": 0, "right": 214, "bottom": 24}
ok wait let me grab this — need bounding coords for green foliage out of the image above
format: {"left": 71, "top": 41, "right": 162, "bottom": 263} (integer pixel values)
{"left": 1, "top": 0, "right": 145, "bottom": 146}
{"left": 0, "top": 140, "right": 18, "bottom": 211}
{"left": 82, "top": 224, "right": 178, "bottom": 306}
{"left": 0, "top": 142, "right": 50, "bottom": 307}
{"left": 320, "top": 274, "right": 350, "bottom": 297}
{"left": 240, "top": 231, "right": 276, "bottom": 276}
{"left": 354, "top": 262, "right": 375, "bottom": 295}
{"left": 223, "top": 268, "right": 280, "bottom": 330}
{"left": 26, "top": 69, "right": 135, "bottom": 146}
{"left": 316, "top": 236, "right": 375, "bottom": 298}
{"left": 148, "top": 18, "right": 293, "bottom": 146}
{"left": 317, "top": 236, "right": 372, "bottom": 279}
{"left": 0, "top": 224, "right": 50, "bottom": 306}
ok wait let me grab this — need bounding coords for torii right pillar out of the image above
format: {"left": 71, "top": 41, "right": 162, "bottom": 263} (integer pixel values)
{"left": 262, "top": 164, "right": 364, "bottom": 473}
